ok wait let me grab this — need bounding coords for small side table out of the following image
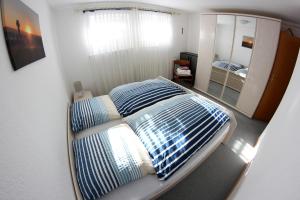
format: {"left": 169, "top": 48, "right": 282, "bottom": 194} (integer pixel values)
{"left": 73, "top": 90, "right": 93, "bottom": 102}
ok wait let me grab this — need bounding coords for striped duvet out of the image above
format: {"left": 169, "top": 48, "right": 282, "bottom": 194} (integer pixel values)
{"left": 73, "top": 124, "right": 152, "bottom": 200}
{"left": 109, "top": 79, "right": 186, "bottom": 117}
{"left": 125, "top": 94, "right": 230, "bottom": 180}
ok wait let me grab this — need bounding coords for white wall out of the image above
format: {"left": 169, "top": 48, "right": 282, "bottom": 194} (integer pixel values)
{"left": 172, "top": 13, "right": 188, "bottom": 59}
{"left": 52, "top": 5, "right": 188, "bottom": 96}
{"left": 186, "top": 13, "right": 200, "bottom": 54}
{"left": 231, "top": 17, "right": 256, "bottom": 67}
{"left": 52, "top": 6, "right": 90, "bottom": 95}
{"left": 281, "top": 21, "right": 300, "bottom": 37}
{"left": 0, "top": 0, "right": 74, "bottom": 199}
{"left": 215, "top": 24, "right": 235, "bottom": 61}
{"left": 232, "top": 50, "right": 300, "bottom": 200}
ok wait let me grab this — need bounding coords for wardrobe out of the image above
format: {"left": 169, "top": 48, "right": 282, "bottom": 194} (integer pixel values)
{"left": 254, "top": 30, "right": 300, "bottom": 121}
{"left": 194, "top": 13, "right": 281, "bottom": 118}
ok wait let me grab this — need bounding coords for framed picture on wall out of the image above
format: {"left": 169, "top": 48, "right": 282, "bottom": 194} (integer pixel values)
{"left": 242, "top": 36, "right": 254, "bottom": 49}
{"left": 0, "top": 0, "right": 46, "bottom": 71}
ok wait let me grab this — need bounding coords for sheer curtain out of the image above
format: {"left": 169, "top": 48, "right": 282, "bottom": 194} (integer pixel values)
{"left": 84, "top": 9, "right": 174, "bottom": 94}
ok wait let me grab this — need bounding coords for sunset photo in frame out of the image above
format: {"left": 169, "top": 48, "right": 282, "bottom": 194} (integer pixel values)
{"left": 242, "top": 36, "right": 254, "bottom": 49}
{"left": 1, "top": 0, "right": 45, "bottom": 70}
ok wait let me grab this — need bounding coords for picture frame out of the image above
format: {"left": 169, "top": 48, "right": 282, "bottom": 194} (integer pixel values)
{"left": 1, "top": 0, "right": 46, "bottom": 70}
{"left": 242, "top": 36, "right": 254, "bottom": 49}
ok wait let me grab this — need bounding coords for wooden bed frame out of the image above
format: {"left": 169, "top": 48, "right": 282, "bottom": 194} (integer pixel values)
{"left": 67, "top": 76, "right": 237, "bottom": 200}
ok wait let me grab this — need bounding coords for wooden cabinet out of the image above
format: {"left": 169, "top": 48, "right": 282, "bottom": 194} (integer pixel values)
{"left": 254, "top": 31, "right": 300, "bottom": 121}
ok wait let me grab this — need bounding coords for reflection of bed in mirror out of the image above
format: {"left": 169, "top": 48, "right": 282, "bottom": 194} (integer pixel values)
{"left": 210, "top": 60, "right": 247, "bottom": 92}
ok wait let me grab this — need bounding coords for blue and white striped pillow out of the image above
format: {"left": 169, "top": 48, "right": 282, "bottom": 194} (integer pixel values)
{"left": 71, "top": 98, "right": 109, "bottom": 133}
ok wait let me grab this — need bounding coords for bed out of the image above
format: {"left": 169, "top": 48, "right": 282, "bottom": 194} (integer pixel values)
{"left": 211, "top": 61, "right": 247, "bottom": 92}
{"left": 67, "top": 77, "right": 237, "bottom": 200}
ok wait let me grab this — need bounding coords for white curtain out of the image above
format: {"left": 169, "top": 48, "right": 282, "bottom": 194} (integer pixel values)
{"left": 84, "top": 10, "right": 174, "bottom": 94}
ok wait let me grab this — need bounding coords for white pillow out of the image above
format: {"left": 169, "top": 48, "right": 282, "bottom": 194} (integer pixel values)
{"left": 100, "top": 95, "right": 121, "bottom": 120}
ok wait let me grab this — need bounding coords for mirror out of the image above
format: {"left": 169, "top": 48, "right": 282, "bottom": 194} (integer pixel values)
{"left": 207, "top": 15, "right": 235, "bottom": 99}
{"left": 221, "top": 16, "right": 256, "bottom": 106}
{"left": 207, "top": 15, "right": 256, "bottom": 107}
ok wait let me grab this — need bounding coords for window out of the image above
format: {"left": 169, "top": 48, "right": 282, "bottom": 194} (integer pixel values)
{"left": 85, "top": 10, "right": 173, "bottom": 55}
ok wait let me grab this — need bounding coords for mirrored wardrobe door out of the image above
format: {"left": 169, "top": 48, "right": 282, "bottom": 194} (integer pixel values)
{"left": 207, "top": 15, "right": 235, "bottom": 99}
{"left": 221, "top": 16, "right": 257, "bottom": 106}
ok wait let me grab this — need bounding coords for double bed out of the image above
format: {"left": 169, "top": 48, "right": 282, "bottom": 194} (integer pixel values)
{"left": 67, "top": 77, "right": 237, "bottom": 200}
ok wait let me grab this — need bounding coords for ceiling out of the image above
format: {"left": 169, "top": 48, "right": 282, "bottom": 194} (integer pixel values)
{"left": 47, "top": 0, "right": 300, "bottom": 24}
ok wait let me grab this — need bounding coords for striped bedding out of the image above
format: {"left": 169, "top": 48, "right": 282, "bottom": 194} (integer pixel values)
{"left": 73, "top": 124, "right": 153, "bottom": 200}
{"left": 71, "top": 95, "right": 120, "bottom": 133}
{"left": 125, "top": 94, "right": 230, "bottom": 180}
{"left": 212, "top": 60, "right": 244, "bottom": 71}
{"left": 109, "top": 79, "right": 186, "bottom": 117}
